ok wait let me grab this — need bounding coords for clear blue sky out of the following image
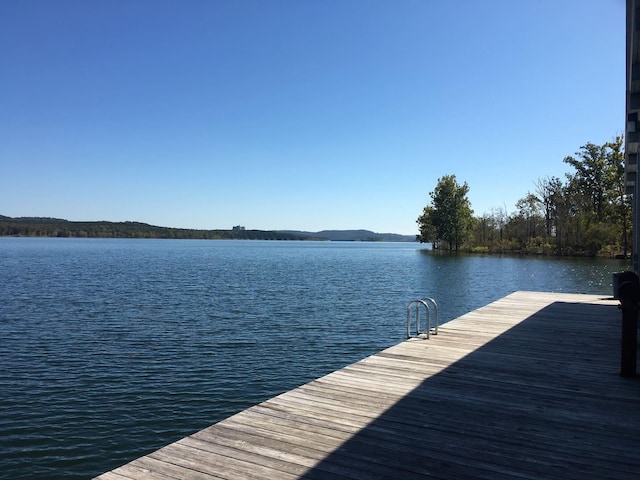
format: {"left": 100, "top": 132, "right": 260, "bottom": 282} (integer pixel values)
{"left": 0, "top": 0, "right": 625, "bottom": 235}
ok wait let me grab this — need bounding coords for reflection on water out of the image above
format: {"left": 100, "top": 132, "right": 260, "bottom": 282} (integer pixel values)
{"left": 418, "top": 250, "right": 628, "bottom": 310}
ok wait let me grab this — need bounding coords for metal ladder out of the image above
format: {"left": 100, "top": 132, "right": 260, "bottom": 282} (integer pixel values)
{"left": 407, "top": 298, "right": 439, "bottom": 339}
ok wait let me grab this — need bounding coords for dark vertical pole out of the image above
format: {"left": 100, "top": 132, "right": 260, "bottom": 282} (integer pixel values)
{"left": 618, "top": 279, "right": 639, "bottom": 378}
{"left": 627, "top": 1, "right": 638, "bottom": 274}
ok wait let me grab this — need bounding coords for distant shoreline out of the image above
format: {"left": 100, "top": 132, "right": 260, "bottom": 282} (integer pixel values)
{"left": 0, "top": 215, "right": 417, "bottom": 242}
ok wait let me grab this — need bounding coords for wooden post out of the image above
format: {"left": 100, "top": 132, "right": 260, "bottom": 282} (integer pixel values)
{"left": 617, "top": 277, "right": 639, "bottom": 378}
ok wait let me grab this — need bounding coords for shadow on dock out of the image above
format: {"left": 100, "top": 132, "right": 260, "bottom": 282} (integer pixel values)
{"left": 298, "top": 300, "right": 640, "bottom": 480}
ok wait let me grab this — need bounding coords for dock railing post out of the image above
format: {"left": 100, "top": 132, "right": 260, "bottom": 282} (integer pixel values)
{"left": 617, "top": 271, "right": 639, "bottom": 378}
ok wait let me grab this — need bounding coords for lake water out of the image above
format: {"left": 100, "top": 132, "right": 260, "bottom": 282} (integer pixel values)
{"left": 0, "top": 238, "right": 630, "bottom": 479}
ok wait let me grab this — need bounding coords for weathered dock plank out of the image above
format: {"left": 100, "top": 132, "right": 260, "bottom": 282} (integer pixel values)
{"left": 95, "top": 291, "right": 640, "bottom": 479}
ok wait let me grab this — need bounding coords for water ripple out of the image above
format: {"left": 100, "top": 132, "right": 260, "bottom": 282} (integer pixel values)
{"left": 0, "top": 239, "right": 628, "bottom": 479}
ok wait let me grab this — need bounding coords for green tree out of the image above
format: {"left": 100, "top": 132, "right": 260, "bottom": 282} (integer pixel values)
{"left": 417, "top": 175, "right": 474, "bottom": 251}
{"left": 563, "top": 138, "right": 629, "bottom": 254}
{"left": 515, "top": 193, "right": 543, "bottom": 239}
{"left": 535, "top": 176, "right": 564, "bottom": 238}
{"left": 563, "top": 142, "right": 616, "bottom": 224}
{"left": 604, "top": 135, "right": 631, "bottom": 256}
{"left": 416, "top": 205, "right": 436, "bottom": 246}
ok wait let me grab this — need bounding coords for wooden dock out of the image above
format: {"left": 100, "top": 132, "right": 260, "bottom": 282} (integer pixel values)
{"left": 95, "top": 291, "right": 640, "bottom": 479}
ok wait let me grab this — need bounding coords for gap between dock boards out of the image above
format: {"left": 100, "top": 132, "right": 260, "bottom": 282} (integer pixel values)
{"left": 94, "top": 291, "right": 640, "bottom": 480}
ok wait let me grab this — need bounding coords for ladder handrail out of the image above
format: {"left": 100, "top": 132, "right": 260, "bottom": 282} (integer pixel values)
{"left": 406, "top": 297, "right": 439, "bottom": 339}
{"left": 422, "top": 297, "right": 439, "bottom": 335}
{"left": 407, "top": 300, "right": 431, "bottom": 339}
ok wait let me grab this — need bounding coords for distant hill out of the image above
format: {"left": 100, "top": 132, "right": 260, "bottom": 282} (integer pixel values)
{"left": 0, "top": 216, "right": 416, "bottom": 242}
{"left": 0, "top": 216, "right": 308, "bottom": 240}
{"left": 284, "top": 229, "right": 416, "bottom": 242}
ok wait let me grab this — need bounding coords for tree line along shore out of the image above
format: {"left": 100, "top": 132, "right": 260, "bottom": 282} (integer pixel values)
{"left": 0, "top": 216, "right": 311, "bottom": 240}
{"left": 0, "top": 216, "right": 414, "bottom": 242}
{"left": 417, "top": 136, "right": 631, "bottom": 257}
